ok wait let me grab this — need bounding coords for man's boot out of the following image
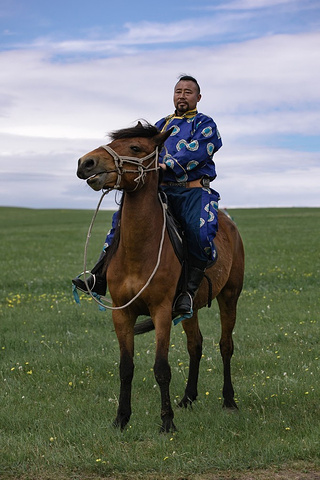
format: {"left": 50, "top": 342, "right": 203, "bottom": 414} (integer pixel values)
{"left": 72, "top": 250, "right": 107, "bottom": 296}
{"left": 172, "top": 263, "right": 206, "bottom": 318}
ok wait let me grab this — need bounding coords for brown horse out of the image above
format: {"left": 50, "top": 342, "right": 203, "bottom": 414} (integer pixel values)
{"left": 77, "top": 122, "right": 244, "bottom": 432}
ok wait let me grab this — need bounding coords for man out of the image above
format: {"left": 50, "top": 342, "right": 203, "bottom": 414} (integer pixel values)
{"left": 73, "top": 75, "right": 222, "bottom": 318}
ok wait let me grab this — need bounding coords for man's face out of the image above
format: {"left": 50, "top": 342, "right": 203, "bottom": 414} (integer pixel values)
{"left": 173, "top": 80, "right": 201, "bottom": 116}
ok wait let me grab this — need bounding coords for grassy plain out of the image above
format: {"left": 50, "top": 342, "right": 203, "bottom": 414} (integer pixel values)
{"left": 0, "top": 207, "right": 319, "bottom": 479}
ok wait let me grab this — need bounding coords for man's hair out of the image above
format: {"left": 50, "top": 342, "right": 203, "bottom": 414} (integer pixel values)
{"left": 176, "top": 74, "right": 201, "bottom": 94}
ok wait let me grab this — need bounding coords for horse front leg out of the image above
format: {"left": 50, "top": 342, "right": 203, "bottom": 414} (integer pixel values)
{"left": 112, "top": 311, "right": 135, "bottom": 430}
{"left": 178, "top": 313, "right": 203, "bottom": 407}
{"left": 153, "top": 315, "right": 176, "bottom": 433}
{"left": 217, "top": 290, "right": 239, "bottom": 410}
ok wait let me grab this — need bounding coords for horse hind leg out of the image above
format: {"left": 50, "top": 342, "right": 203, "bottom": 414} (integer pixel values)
{"left": 178, "top": 313, "right": 203, "bottom": 408}
{"left": 217, "top": 288, "right": 239, "bottom": 410}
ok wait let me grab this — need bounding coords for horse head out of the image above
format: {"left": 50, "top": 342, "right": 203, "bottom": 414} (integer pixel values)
{"left": 77, "top": 121, "right": 172, "bottom": 192}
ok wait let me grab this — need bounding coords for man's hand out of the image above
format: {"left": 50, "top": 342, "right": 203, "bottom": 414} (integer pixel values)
{"left": 159, "top": 163, "right": 167, "bottom": 170}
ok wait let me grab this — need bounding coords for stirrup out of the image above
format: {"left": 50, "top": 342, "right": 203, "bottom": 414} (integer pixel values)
{"left": 72, "top": 271, "right": 96, "bottom": 294}
{"left": 173, "top": 311, "right": 193, "bottom": 326}
{"left": 72, "top": 271, "right": 93, "bottom": 303}
{"left": 172, "top": 292, "right": 194, "bottom": 325}
{"left": 72, "top": 271, "right": 107, "bottom": 311}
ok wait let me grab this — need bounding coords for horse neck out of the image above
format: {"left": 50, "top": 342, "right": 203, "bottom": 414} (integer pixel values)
{"left": 120, "top": 174, "right": 163, "bottom": 252}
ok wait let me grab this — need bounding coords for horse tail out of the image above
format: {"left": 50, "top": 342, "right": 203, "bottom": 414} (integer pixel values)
{"left": 134, "top": 317, "right": 155, "bottom": 335}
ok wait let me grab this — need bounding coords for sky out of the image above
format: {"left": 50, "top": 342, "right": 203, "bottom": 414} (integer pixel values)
{"left": 0, "top": 0, "right": 320, "bottom": 210}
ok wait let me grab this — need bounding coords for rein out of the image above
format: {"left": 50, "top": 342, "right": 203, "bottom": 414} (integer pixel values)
{"left": 82, "top": 146, "right": 167, "bottom": 311}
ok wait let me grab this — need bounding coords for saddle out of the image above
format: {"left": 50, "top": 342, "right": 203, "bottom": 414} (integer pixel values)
{"left": 165, "top": 204, "right": 184, "bottom": 264}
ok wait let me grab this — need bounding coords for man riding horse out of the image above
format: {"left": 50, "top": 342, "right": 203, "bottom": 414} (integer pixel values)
{"left": 73, "top": 75, "right": 222, "bottom": 319}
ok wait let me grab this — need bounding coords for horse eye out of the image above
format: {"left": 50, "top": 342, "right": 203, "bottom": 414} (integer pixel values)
{"left": 130, "top": 145, "right": 141, "bottom": 153}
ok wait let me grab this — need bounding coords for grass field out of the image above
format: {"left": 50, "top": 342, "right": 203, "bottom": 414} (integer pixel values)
{"left": 0, "top": 206, "right": 319, "bottom": 479}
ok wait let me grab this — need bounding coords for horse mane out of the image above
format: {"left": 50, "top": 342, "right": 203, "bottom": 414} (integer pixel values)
{"left": 109, "top": 121, "right": 160, "bottom": 140}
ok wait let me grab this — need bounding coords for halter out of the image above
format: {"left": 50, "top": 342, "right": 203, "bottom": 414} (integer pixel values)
{"left": 100, "top": 144, "right": 159, "bottom": 192}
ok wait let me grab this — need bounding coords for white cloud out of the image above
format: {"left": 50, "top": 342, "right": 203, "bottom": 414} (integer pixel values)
{"left": 215, "top": 0, "right": 298, "bottom": 10}
{"left": 218, "top": 166, "right": 320, "bottom": 208}
{"left": 0, "top": 23, "right": 319, "bottom": 208}
{"left": 2, "top": 142, "right": 318, "bottom": 209}
{"left": 1, "top": 32, "right": 319, "bottom": 138}
{"left": 117, "top": 18, "right": 240, "bottom": 45}
{"left": 0, "top": 146, "right": 119, "bottom": 210}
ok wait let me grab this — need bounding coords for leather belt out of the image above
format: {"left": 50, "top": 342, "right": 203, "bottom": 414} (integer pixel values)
{"left": 161, "top": 177, "right": 211, "bottom": 189}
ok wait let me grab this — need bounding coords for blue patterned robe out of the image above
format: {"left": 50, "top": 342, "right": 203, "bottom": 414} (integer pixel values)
{"left": 155, "top": 110, "right": 222, "bottom": 264}
{"left": 105, "top": 110, "right": 222, "bottom": 264}
{"left": 156, "top": 109, "right": 222, "bottom": 184}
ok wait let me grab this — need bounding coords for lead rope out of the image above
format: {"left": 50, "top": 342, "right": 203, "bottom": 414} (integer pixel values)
{"left": 82, "top": 189, "right": 167, "bottom": 311}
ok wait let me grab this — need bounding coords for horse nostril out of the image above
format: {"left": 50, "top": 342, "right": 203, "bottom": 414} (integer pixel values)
{"left": 77, "top": 156, "right": 97, "bottom": 179}
{"left": 78, "top": 157, "right": 96, "bottom": 172}
{"left": 83, "top": 158, "right": 96, "bottom": 170}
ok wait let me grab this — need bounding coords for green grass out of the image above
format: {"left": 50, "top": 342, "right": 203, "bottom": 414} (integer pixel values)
{"left": 0, "top": 207, "right": 319, "bottom": 479}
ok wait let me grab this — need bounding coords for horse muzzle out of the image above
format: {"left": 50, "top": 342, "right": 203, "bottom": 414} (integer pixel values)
{"left": 77, "top": 155, "right": 99, "bottom": 179}
{"left": 86, "top": 172, "right": 109, "bottom": 191}
{"left": 77, "top": 155, "right": 111, "bottom": 191}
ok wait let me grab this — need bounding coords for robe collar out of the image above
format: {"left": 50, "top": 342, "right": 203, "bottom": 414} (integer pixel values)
{"left": 166, "top": 108, "right": 197, "bottom": 121}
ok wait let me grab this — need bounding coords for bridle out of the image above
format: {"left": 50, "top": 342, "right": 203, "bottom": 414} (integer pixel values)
{"left": 100, "top": 144, "right": 159, "bottom": 192}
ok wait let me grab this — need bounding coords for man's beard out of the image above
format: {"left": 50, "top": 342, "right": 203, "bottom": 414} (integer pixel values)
{"left": 176, "top": 101, "right": 189, "bottom": 115}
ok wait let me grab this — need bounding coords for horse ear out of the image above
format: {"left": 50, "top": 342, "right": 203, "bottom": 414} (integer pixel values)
{"left": 154, "top": 127, "right": 173, "bottom": 147}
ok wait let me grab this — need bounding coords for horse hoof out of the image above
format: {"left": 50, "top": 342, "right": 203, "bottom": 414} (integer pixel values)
{"left": 177, "top": 396, "right": 194, "bottom": 408}
{"left": 112, "top": 419, "right": 121, "bottom": 429}
{"left": 112, "top": 416, "right": 129, "bottom": 430}
{"left": 160, "top": 420, "right": 177, "bottom": 433}
{"left": 222, "top": 399, "right": 238, "bottom": 411}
